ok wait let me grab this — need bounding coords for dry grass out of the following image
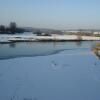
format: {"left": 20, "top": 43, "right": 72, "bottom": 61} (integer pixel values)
{"left": 95, "top": 43, "right": 100, "bottom": 47}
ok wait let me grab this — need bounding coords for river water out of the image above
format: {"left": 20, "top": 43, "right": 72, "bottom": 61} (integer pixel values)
{"left": 0, "top": 41, "right": 100, "bottom": 100}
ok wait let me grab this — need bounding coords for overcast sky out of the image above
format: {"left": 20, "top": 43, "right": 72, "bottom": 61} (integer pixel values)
{"left": 0, "top": 0, "right": 100, "bottom": 30}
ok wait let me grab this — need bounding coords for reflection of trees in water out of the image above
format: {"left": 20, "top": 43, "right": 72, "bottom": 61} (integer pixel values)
{"left": 52, "top": 42, "right": 58, "bottom": 48}
{"left": 9, "top": 43, "right": 16, "bottom": 48}
{"left": 75, "top": 41, "right": 82, "bottom": 47}
{"left": 0, "top": 43, "right": 4, "bottom": 47}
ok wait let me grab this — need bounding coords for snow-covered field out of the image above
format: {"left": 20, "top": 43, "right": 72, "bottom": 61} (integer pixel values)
{"left": 0, "top": 34, "right": 100, "bottom": 43}
{"left": 0, "top": 47, "right": 100, "bottom": 100}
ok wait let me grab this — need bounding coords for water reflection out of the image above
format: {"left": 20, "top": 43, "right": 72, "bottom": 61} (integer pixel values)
{"left": 0, "top": 41, "right": 97, "bottom": 60}
{"left": 0, "top": 41, "right": 100, "bottom": 100}
{"left": 75, "top": 41, "right": 82, "bottom": 47}
{"left": 9, "top": 43, "right": 16, "bottom": 48}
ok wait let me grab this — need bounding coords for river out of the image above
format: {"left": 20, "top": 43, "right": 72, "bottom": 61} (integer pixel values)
{"left": 0, "top": 41, "right": 100, "bottom": 100}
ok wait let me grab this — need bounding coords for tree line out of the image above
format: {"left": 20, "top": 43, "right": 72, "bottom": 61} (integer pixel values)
{"left": 0, "top": 22, "right": 25, "bottom": 34}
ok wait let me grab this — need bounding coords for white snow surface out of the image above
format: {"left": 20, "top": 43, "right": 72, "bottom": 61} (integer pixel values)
{"left": 0, "top": 49, "right": 100, "bottom": 100}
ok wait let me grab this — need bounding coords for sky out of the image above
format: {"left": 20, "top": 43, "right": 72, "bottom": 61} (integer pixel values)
{"left": 0, "top": 0, "right": 100, "bottom": 30}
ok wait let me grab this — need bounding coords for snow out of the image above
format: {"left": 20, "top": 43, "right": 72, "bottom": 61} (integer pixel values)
{"left": 0, "top": 34, "right": 100, "bottom": 43}
{"left": 0, "top": 48, "right": 100, "bottom": 100}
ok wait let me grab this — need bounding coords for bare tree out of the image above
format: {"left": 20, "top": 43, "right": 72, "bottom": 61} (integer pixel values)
{"left": 0, "top": 25, "right": 5, "bottom": 32}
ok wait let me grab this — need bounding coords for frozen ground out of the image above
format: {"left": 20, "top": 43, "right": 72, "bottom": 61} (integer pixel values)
{"left": 1, "top": 33, "right": 100, "bottom": 42}
{"left": 0, "top": 48, "right": 100, "bottom": 100}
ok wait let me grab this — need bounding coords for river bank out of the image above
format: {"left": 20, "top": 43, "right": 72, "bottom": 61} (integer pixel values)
{"left": 0, "top": 34, "right": 100, "bottom": 43}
